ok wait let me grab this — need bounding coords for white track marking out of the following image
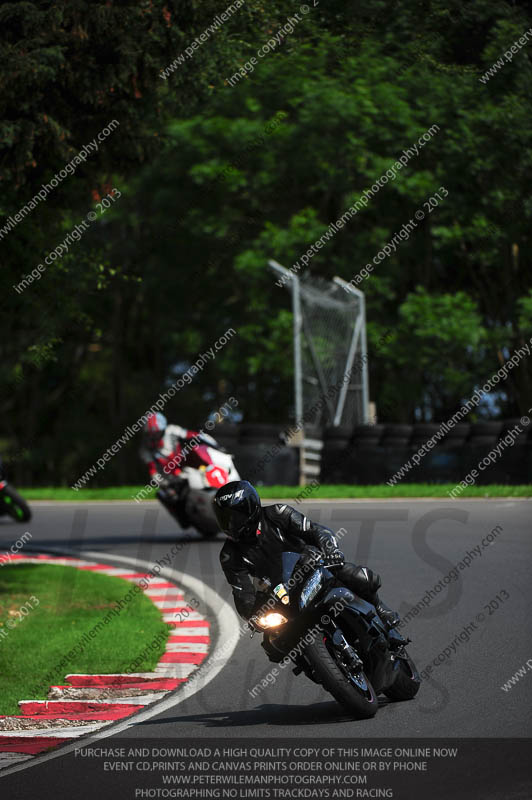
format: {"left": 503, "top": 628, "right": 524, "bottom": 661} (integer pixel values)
{"left": 0, "top": 754, "right": 34, "bottom": 769}
{"left": 153, "top": 665, "right": 197, "bottom": 678}
{"left": 166, "top": 626, "right": 210, "bottom": 637}
{"left": 144, "top": 589, "right": 183, "bottom": 598}
{"left": 165, "top": 642, "right": 209, "bottom": 653}
{"left": 18, "top": 694, "right": 166, "bottom": 706}
{"left": 0, "top": 724, "right": 114, "bottom": 737}
{"left": 162, "top": 611, "right": 204, "bottom": 622}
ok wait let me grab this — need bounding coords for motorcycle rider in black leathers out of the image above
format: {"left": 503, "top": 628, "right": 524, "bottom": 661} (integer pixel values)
{"left": 214, "top": 481, "right": 400, "bottom": 638}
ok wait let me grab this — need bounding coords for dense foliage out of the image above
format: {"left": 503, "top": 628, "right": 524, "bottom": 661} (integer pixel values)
{"left": 1, "top": 0, "right": 531, "bottom": 484}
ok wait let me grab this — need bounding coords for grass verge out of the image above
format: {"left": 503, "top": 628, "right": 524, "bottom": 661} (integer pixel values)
{"left": 19, "top": 484, "right": 532, "bottom": 501}
{"left": 0, "top": 564, "right": 169, "bottom": 715}
{"left": 258, "top": 484, "right": 532, "bottom": 498}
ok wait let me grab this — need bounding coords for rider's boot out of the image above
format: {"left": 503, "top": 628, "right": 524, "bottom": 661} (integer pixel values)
{"left": 374, "top": 598, "right": 401, "bottom": 631}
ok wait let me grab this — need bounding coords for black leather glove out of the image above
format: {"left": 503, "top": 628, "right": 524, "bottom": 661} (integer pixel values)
{"left": 326, "top": 548, "right": 345, "bottom": 567}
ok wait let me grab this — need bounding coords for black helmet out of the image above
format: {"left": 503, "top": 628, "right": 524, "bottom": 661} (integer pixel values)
{"left": 213, "top": 480, "right": 261, "bottom": 540}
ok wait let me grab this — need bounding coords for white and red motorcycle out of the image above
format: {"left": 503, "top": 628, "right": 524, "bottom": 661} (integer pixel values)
{"left": 155, "top": 436, "right": 239, "bottom": 537}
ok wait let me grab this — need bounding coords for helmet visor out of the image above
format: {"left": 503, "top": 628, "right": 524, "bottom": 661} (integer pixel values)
{"left": 216, "top": 504, "right": 255, "bottom": 539}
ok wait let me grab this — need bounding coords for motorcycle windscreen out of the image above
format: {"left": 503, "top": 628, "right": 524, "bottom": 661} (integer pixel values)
{"left": 254, "top": 550, "right": 300, "bottom": 588}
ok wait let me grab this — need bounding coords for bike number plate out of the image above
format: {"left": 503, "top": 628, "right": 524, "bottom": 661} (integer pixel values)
{"left": 205, "top": 465, "right": 229, "bottom": 488}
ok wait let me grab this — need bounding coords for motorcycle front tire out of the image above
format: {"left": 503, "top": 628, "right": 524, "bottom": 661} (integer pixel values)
{"left": 193, "top": 521, "right": 219, "bottom": 538}
{"left": 156, "top": 490, "right": 191, "bottom": 529}
{"left": 1, "top": 486, "right": 32, "bottom": 523}
{"left": 383, "top": 651, "right": 421, "bottom": 701}
{"left": 305, "top": 635, "right": 377, "bottom": 719}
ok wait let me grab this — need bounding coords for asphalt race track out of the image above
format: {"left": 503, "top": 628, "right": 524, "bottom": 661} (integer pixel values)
{"left": 1, "top": 498, "right": 531, "bottom": 796}
{"left": 3, "top": 498, "right": 531, "bottom": 737}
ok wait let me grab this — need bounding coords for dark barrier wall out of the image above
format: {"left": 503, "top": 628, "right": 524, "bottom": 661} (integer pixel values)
{"left": 216, "top": 423, "right": 300, "bottom": 486}
{"left": 221, "top": 421, "right": 532, "bottom": 486}
{"left": 19, "top": 420, "right": 528, "bottom": 488}
{"left": 320, "top": 442, "right": 532, "bottom": 485}
{"left": 320, "top": 422, "right": 532, "bottom": 485}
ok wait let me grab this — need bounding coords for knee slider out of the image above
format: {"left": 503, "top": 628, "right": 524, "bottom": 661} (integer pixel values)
{"left": 344, "top": 565, "right": 381, "bottom": 598}
{"left": 351, "top": 565, "right": 381, "bottom": 596}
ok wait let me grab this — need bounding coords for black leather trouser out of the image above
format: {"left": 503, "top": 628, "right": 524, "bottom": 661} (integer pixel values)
{"left": 335, "top": 563, "right": 382, "bottom": 605}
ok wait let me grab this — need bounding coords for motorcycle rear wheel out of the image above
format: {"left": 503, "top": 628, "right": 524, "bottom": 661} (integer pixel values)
{"left": 1, "top": 486, "right": 31, "bottom": 523}
{"left": 305, "top": 635, "right": 377, "bottom": 718}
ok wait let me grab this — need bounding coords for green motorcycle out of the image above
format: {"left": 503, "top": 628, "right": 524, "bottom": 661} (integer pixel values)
{"left": 0, "top": 479, "right": 31, "bottom": 522}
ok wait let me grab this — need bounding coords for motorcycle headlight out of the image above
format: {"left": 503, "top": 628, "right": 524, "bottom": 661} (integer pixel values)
{"left": 257, "top": 613, "right": 288, "bottom": 629}
{"left": 299, "top": 571, "right": 322, "bottom": 609}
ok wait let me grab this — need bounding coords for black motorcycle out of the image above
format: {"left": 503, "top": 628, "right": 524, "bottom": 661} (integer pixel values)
{"left": 0, "top": 478, "right": 31, "bottom": 523}
{"left": 250, "top": 548, "right": 420, "bottom": 718}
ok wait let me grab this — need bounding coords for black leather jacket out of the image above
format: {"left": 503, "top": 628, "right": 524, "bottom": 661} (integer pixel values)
{"left": 219, "top": 503, "right": 339, "bottom": 619}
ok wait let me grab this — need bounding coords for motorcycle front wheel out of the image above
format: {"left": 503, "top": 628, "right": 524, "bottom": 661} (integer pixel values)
{"left": 383, "top": 651, "right": 421, "bottom": 701}
{"left": 1, "top": 486, "right": 31, "bottom": 523}
{"left": 305, "top": 635, "right": 377, "bottom": 718}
